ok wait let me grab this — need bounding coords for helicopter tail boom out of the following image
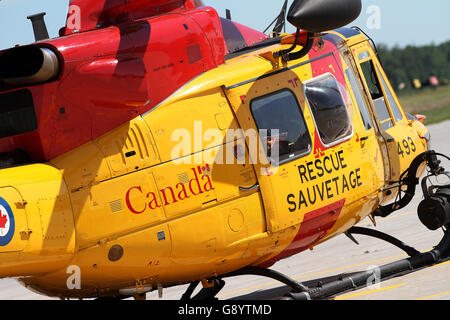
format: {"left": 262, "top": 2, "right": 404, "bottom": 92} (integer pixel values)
{"left": 0, "top": 164, "right": 75, "bottom": 278}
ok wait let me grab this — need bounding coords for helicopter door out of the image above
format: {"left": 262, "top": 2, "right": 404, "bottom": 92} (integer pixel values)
{"left": 224, "top": 79, "right": 313, "bottom": 233}
{"left": 351, "top": 42, "right": 420, "bottom": 183}
{"left": 226, "top": 77, "right": 312, "bottom": 232}
{"left": 341, "top": 55, "right": 386, "bottom": 188}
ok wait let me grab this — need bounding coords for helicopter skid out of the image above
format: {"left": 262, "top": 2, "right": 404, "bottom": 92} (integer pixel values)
{"left": 182, "top": 224, "right": 450, "bottom": 301}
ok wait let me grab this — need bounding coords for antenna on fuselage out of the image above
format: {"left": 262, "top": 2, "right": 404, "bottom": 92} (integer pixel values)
{"left": 273, "top": 0, "right": 288, "bottom": 35}
{"left": 27, "top": 12, "right": 50, "bottom": 42}
{"left": 226, "top": 9, "right": 232, "bottom": 20}
{"left": 263, "top": 0, "right": 288, "bottom": 37}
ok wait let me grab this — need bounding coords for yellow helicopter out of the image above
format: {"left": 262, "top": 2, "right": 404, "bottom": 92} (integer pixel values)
{"left": 0, "top": 0, "right": 448, "bottom": 300}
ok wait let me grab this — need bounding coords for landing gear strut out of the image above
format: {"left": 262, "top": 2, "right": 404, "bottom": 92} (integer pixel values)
{"left": 181, "top": 267, "right": 309, "bottom": 301}
{"left": 346, "top": 226, "right": 421, "bottom": 257}
{"left": 181, "top": 279, "right": 225, "bottom": 301}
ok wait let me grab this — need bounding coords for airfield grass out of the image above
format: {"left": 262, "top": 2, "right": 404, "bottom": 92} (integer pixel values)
{"left": 399, "top": 85, "right": 450, "bottom": 125}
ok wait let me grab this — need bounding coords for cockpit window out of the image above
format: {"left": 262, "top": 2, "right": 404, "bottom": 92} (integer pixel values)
{"left": 358, "top": 51, "right": 371, "bottom": 61}
{"left": 304, "top": 74, "right": 353, "bottom": 146}
{"left": 251, "top": 89, "right": 311, "bottom": 164}
{"left": 360, "top": 60, "right": 384, "bottom": 100}
{"left": 345, "top": 68, "right": 373, "bottom": 131}
{"left": 375, "top": 64, "right": 404, "bottom": 123}
{"left": 359, "top": 59, "right": 394, "bottom": 131}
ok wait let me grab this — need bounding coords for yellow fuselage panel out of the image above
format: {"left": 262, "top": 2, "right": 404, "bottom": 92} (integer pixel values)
{"left": 0, "top": 164, "right": 75, "bottom": 277}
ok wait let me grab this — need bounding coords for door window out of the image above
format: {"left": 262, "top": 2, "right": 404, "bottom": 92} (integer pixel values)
{"left": 375, "top": 64, "right": 404, "bottom": 123}
{"left": 251, "top": 89, "right": 311, "bottom": 164}
{"left": 303, "top": 73, "right": 353, "bottom": 146}
{"left": 360, "top": 60, "right": 393, "bottom": 131}
{"left": 345, "top": 68, "right": 373, "bottom": 131}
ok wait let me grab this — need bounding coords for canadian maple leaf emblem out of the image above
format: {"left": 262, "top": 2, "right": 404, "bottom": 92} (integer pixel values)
{"left": 0, "top": 212, "right": 8, "bottom": 229}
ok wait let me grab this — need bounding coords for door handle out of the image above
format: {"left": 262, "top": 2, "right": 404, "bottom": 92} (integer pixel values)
{"left": 239, "top": 183, "right": 260, "bottom": 192}
{"left": 360, "top": 136, "right": 369, "bottom": 142}
{"left": 386, "top": 138, "right": 395, "bottom": 143}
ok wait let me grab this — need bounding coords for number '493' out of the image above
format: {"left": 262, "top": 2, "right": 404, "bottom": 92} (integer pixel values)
{"left": 397, "top": 137, "right": 417, "bottom": 158}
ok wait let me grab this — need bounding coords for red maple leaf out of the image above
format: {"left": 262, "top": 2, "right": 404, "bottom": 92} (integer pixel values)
{"left": 0, "top": 213, "right": 8, "bottom": 229}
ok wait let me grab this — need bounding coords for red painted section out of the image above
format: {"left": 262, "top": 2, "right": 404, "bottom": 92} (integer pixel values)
{"left": 64, "top": 0, "right": 201, "bottom": 35}
{"left": 183, "top": 7, "right": 227, "bottom": 67}
{"left": 260, "top": 199, "right": 346, "bottom": 268}
{"left": 313, "top": 130, "right": 326, "bottom": 159}
{"left": 308, "top": 38, "right": 346, "bottom": 87}
{"left": 0, "top": 2, "right": 265, "bottom": 161}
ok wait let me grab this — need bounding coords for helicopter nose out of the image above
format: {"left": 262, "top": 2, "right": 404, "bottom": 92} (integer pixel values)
{"left": 0, "top": 164, "right": 76, "bottom": 278}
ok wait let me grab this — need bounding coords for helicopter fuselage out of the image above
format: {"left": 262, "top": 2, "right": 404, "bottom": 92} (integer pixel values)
{"left": 0, "top": 4, "right": 431, "bottom": 299}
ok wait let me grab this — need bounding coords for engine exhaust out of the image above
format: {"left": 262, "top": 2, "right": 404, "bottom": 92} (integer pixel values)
{"left": 0, "top": 46, "right": 60, "bottom": 87}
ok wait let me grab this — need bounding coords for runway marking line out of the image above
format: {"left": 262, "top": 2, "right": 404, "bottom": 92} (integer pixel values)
{"left": 333, "top": 283, "right": 406, "bottom": 300}
{"left": 429, "top": 260, "right": 450, "bottom": 268}
{"left": 409, "top": 260, "right": 450, "bottom": 300}
{"left": 415, "top": 258, "right": 450, "bottom": 275}
{"left": 416, "top": 290, "right": 450, "bottom": 300}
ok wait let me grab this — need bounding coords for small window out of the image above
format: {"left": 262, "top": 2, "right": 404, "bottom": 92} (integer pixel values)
{"left": 360, "top": 60, "right": 383, "bottom": 100}
{"left": 0, "top": 89, "right": 37, "bottom": 138}
{"left": 374, "top": 98, "right": 393, "bottom": 130}
{"left": 358, "top": 51, "right": 370, "bottom": 61}
{"left": 360, "top": 60, "right": 393, "bottom": 131}
{"left": 375, "top": 64, "right": 404, "bottom": 123}
{"left": 251, "top": 90, "right": 311, "bottom": 164}
{"left": 304, "top": 74, "right": 353, "bottom": 146}
{"left": 345, "top": 68, "right": 373, "bottom": 131}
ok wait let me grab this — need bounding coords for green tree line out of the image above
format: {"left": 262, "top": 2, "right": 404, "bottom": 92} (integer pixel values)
{"left": 377, "top": 41, "right": 450, "bottom": 92}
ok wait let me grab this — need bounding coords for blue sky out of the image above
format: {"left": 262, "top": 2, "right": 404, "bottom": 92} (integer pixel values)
{"left": 0, "top": 0, "right": 449, "bottom": 50}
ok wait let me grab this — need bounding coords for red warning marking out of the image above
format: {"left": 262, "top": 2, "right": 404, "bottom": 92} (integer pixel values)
{"left": 259, "top": 199, "right": 346, "bottom": 268}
